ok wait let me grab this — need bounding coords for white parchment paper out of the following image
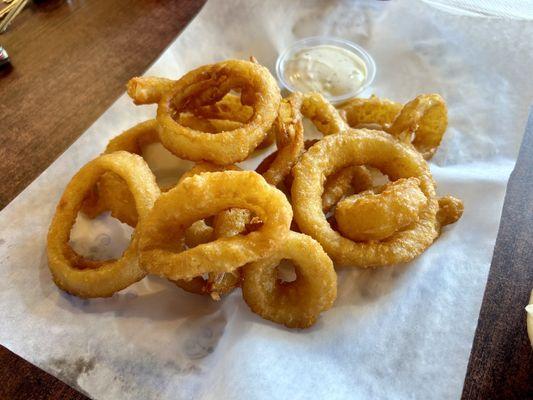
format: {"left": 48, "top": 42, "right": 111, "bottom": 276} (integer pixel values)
{"left": 1, "top": 1, "right": 533, "bottom": 399}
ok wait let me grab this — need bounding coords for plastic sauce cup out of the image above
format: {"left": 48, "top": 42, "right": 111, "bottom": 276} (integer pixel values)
{"left": 276, "top": 36, "right": 376, "bottom": 104}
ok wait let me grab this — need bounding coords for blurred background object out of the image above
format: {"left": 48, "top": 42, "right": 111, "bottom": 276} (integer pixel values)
{"left": 0, "top": 45, "right": 8, "bottom": 66}
{"left": 0, "top": 0, "right": 30, "bottom": 33}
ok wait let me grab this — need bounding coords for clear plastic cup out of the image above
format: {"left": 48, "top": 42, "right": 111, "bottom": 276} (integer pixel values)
{"left": 276, "top": 36, "right": 376, "bottom": 104}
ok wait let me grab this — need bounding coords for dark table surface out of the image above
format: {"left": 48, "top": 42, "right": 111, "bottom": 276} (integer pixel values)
{"left": 461, "top": 110, "right": 533, "bottom": 400}
{"left": 0, "top": 1, "right": 531, "bottom": 399}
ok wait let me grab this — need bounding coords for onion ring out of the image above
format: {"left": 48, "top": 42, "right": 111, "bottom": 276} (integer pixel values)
{"left": 198, "top": 93, "right": 276, "bottom": 151}
{"left": 191, "top": 93, "right": 254, "bottom": 123}
{"left": 177, "top": 164, "right": 237, "bottom": 243}
{"left": 199, "top": 208, "right": 254, "bottom": 299}
{"left": 340, "top": 94, "right": 448, "bottom": 159}
{"left": 47, "top": 151, "right": 160, "bottom": 298}
{"left": 127, "top": 82, "right": 275, "bottom": 149}
{"left": 82, "top": 123, "right": 241, "bottom": 228}
{"left": 388, "top": 94, "right": 447, "bottom": 159}
{"left": 258, "top": 92, "right": 346, "bottom": 187}
{"left": 258, "top": 94, "right": 305, "bottom": 186}
{"left": 242, "top": 231, "right": 337, "bottom": 328}
{"left": 256, "top": 128, "right": 276, "bottom": 150}
{"left": 82, "top": 120, "right": 195, "bottom": 226}
{"left": 335, "top": 177, "right": 428, "bottom": 241}
{"left": 156, "top": 60, "right": 281, "bottom": 164}
{"left": 437, "top": 195, "right": 464, "bottom": 228}
{"left": 339, "top": 95, "right": 402, "bottom": 129}
{"left": 81, "top": 172, "right": 139, "bottom": 227}
{"left": 177, "top": 113, "right": 243, "bottom": 133}
{"left": 322, "top": 166, "right": 373, "bottom": 213}
{"left": 300, "top": 92, "right": 347, "bottom": 135}
{"left": 184, "top": 220, "right": 214, "bottom": 248}
{"left": 127, "top": 76, "right": 175, "bottom": 105}
{"left": 291, "top": 129, "right": 440, "bottom": 267}
{"left": 81, "top": 120, "right": 160, "bottom": 225}
{"left": 213, "top": 208, "right": 253, "bottom": 238}
{"left": 82, "top": 126, "right": 231, "bottom": 260}
{"left": 138, "top": 170, "right": 292, "bottom": 281}
{"left": 174, "top": 163, "right": 246, "bottom": 298}
{"left": 178, "top": 112, "right": 275, "bottom": 151}
{"left": 177, "top": 162, "right": 240, "bottom": 181}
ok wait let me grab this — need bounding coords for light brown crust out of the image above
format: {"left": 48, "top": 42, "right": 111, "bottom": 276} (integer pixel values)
{"left": 242, "top": 232, "right": 337, "bottom": 329}
{"left": 339, "top": 95, "right": 402, "bottom": 129}
{"left": 157, "top": 60, "right": 281, "bottom": 164}
{"left": 138, "top": 171, "right": 292, "bottom": 280}
{"left": 291, "top": 129, "right": 440, "bottom": 267}
{"left": 47, "top": 152, "right": 160, "bottom": 298}
{"left": 388, "top": 94, "right": 448, "bottom": 159}
{"left": 340, "top": 94, "right": 448, "bottom": 159}
{"left": 322, "top": 166, "right": 373, "bottom": 213}
{"left": 335, "top": 178, "right": 428, "bottom": 241}
{"left": 437, "top": 195, "right": 464, "bottom": 228}
{"left": 258, "top": 92, "right": 347, "bottom": 187}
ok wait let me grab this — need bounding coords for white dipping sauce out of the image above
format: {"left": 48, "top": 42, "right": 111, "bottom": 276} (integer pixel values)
{"left": 283, "top": 44, "right": 367, "bottom": 98}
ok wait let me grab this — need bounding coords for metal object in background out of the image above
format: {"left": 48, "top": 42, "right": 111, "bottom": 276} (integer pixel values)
{"left": 0, "top": 45, "right": 9, "bottom": 66}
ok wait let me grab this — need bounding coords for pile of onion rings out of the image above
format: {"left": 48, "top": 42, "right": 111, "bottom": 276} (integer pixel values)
{"left": 47, "top": 58, "right": 463, "bottom": 328}
{"left": 339, "top": 94, "right": 448, "bottom": 159}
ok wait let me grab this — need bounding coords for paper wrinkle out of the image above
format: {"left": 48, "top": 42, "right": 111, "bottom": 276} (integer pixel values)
{"left": 424, "top": 0, "right": 533, "bottom": 19}
{"left": 1, "top": 1, "right": 533, "bottom": 399}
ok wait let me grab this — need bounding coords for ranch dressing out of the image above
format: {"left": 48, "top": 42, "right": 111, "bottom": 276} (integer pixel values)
{"left": 284, "top": 44, "right": 367, "bottom": 98}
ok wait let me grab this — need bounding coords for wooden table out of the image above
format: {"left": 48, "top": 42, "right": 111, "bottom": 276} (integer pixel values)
{"left": 0, "top": 0, "right": 206, "bottom": 398}
{"left": 0, "top": 1, "right": 531, "bottom": 399}
{"left": 461, "top": 111, "right": 533, "bottom": 399}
